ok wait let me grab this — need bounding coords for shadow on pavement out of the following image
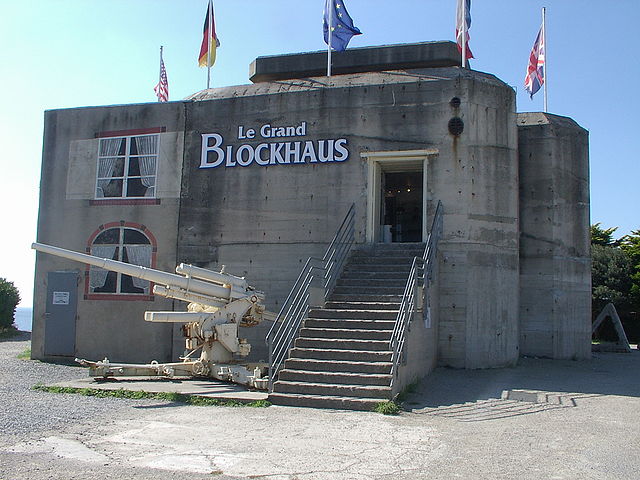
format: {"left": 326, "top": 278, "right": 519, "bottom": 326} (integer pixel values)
{"left": 406, "top": 350, "right": 640, "bottom": 411}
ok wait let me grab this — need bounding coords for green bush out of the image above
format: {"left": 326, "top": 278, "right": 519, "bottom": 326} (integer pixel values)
{"left": 0, "top": 278, "right": 21, "bottom": 330}
{"left": 373, "top": 401, "right": 400, "bottom": 415}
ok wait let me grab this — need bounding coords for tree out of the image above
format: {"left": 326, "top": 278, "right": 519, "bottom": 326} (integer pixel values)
{"left": 591, "top": 225, "right": 640, "bottom": 343}
{"left": 590, "top": 223, "right": 619, "bottom": 247}
{"left": 591, "top": 244, "right": 634, "bottom": 316}
{"left": 0, "top": 278, "right": 21, "bottom": 331}
{"left": 620, "top": 230, "right": 640, "bottom": 316}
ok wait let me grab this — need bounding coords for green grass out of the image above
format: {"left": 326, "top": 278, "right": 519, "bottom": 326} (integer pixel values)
{"left": 32, "top": 384, "right": 271, "bottom": 408}
{"left": 17, "top": 348, "right": 31, "bottom": 359}
{"left": 373, "top": 401, "right": 401, "bottom": 415}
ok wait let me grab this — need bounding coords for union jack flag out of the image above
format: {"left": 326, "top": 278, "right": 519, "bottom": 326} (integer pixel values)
{"left": 154, "top": 54, "right": 169, "bottom": 103}
{"left": 524, "top": 24, "right": 545, "bottom": 98}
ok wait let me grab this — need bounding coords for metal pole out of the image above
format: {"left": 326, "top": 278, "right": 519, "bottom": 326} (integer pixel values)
{"left": 461, "top": 1, "right": 466, "bottom": 68}
{"left": 207, "top": 0, "right": 213, "bottom": 89}
{"left": 542, "top": 7, "right": 548, "bottom": 113}
{"left": 327, "top": 0, "right": 333, "bottom": 77}
{"left": 158, "top": 46, "right": 163, "bottom": 102}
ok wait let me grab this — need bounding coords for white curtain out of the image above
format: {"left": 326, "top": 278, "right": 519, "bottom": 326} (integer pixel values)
{"left": 89, "top": 246, "right": 117, "bottom": 290}
{"left": 125, "top": 245, "right": 152, "bottom": 293}
{"left": 134, "top": 135, "right": 158, "bottom": 155}
{"left": 135, "top": 136, "right": 157, "bottom": 197}
{"left": 96, "top": 138, "right": 124, "bottom": 197}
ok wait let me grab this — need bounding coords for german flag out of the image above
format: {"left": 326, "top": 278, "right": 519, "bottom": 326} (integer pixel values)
{"left": 198, "top": 0, "right": 220, "bottom": 68}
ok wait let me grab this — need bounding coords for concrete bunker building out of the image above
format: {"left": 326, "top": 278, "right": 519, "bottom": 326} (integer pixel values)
{"left": 32, "top": 41, "right": 591, "bottom": 407}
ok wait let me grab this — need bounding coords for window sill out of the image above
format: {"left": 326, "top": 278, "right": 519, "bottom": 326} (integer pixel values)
{"left": 84, "top": 294, "right": 155, "bottom": 302}
{"left": 90, "top": 198, "right": 161, "bottom": 206}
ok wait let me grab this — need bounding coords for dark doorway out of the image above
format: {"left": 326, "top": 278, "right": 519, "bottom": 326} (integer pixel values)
{"left": 382, "top": 171, "right": 423, "bottom": 242}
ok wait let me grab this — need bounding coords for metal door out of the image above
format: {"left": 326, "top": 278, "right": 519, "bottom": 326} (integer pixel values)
{"left": 44, "top": 271, "right": 78, "bottom": 356}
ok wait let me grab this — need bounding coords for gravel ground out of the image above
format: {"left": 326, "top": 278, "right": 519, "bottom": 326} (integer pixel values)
{"left": 0, "top": 333, "right": 231, "bottom": 480}
{"left": 0, "top": 332, "right": 157, "bottom": 443}
{"left": 2, "top": 333, "right": 640, "bottom": 480}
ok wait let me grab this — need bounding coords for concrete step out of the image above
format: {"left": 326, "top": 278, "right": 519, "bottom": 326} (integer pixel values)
{"left": 307, "top": 308, "right": 397, "bottom": 320}
{"left": 268, "top": 392, "right": 385, "bottom": 411}
{"left": 351, "top": 244, "right": 425, "bottom": 256}
{"left": 331, "top": 285, "right": 405, "bottom": 295}
{"left": 289, "top": 347, "right": 392, "bottom": 362}
{"left": 336, "top": 278, "right": 407, "bottom": 287}
{"left": 277, "top": 369, "right": 392, "bottom": 386}
{"left": 273, "top": 380, "right": 392, "bottom": 399}
{"left": 324, "top": 301, "right": 400, "bottom": 310}
{"left": 295, "top": 337, "right": 391, "bottom": 351}
{"left": 304, "top": 318, "right": 396, "bottom": 331}
{"left": 344, "top": 264, "right": 412, "bottom": 273}
{"left": 346, "top": 256, "right": 417, "bottom": 265}
{"left": 339, "top": 270, "right": 410, "bottom": 280}
{"left": 283, "top": 358, "right": 392, "bottom": 374}
{"left": 300, "top": 327, "right": 392, "bottom": 341}
{"left": 328, "top": 293, "right": 403, "bottom": 303}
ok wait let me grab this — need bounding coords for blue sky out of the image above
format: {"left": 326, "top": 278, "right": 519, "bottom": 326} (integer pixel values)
{"left": 1, "top": 0, "right": 638, "bottom": 306}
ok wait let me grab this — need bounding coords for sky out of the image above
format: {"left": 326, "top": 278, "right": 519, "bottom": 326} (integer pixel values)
{"left": 0, "top": 0, "right": 638, "bottom": 307}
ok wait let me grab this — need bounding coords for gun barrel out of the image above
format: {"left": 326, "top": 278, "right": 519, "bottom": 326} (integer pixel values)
{"left": 176, "top": 263, "right": 247, "bottom": 289}
{"left": 32, "top": 242, "right": 231, "bottom": 301}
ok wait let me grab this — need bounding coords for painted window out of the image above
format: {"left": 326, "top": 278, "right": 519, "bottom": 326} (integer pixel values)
{"left": 89, "top": 227, "right": 152, "bottom": 295}
{"left": 95, "top": 134, "right": 158, "bottom": 199}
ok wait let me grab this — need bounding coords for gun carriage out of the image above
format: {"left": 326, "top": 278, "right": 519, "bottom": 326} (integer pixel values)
{"left": 32, "top": 242, "right": 274, "bottom": 390}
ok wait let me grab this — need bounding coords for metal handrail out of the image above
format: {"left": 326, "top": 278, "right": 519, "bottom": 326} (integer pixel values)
{"left": 266, "top": 204, "right": 355, "bottom": 391}
{"left": 389, "top": 201, "right": 443, "bottom": 386}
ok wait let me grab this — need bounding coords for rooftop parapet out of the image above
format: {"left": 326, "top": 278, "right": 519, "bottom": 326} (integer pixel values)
{"left": 249, "top": 41, "right": 460, "bottom": 83}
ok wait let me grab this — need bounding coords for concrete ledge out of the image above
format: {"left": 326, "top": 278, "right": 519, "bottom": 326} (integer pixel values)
{"left": 501, "top": 389, "right": 577, "bottom": 407}
{"left": 48, "top": 377, "right": 268, "bottom": 402}
{"left": 249, "top": 41, "right": 460, "bottom": 83}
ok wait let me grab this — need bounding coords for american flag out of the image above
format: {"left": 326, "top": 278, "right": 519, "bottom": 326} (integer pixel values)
{"left": 524, "top": 24, "right": 545, "bottom": 98}
{"left": 456, "top": 0, "right": 474, "bottom": 60}
{"left": 154, "top": 53, "right": 169, "bottom": 103}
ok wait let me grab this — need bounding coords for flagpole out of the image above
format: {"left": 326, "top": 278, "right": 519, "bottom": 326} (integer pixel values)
{"left": 461, "top": 1, "right": 467, "bottom": 68}
{"left": 159, "top": 46, "right": 164, "bottom": 103}
{"left": 207, "top": 0, "right": 213, "bottom": 89}
{"left": 542, "top": 6, "right": 548, "bottom": 112}
{"left": 327, "top": 0, "right": 333, "bottom": 77}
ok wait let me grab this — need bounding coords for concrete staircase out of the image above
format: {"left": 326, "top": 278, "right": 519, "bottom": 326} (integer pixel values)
{"left": 269, "top": 243, "right": 425, "bottom": 410}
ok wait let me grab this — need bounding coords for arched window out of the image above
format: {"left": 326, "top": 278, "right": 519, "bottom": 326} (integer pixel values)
{"left": 87, "top": 225, "right": 154, "bottom": 297}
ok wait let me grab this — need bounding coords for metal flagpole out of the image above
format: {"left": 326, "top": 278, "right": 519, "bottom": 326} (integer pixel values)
{"left": 542, "top": 6, "right": 548, "bottom": 113}
{"left": 461, "top": 1, "right": 466, "bottom": 68}
{"left": 327, "top": 0, "right": 333, "bottom": 77}
{"left": 207, "top": 0, "right": 213, "bottom": 89}
{"left": 158, "top": 46, "right": 163, "bottom": 102}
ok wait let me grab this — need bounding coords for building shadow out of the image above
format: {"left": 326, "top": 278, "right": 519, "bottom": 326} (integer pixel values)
{"left": 405, "top": 350, "right": 640, "bottom": 415}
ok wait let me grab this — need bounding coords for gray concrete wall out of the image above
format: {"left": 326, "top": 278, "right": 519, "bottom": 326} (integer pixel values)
{"left": 395, "top": 259, "right": 440, "bottom": 395}
{"left": 179, "top": 67, "right": 519, "bottom": 367}
{"left": 518, "top": 113, "right": 591, "bottom": 360}
{"left": 33, "top": 103, "right": 185, "bottom": 363}
{"left": 433, "top": 75, "right": 520, "bottom": 369}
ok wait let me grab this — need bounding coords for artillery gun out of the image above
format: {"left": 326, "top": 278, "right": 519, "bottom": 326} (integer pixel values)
{"left": 32, "top": 242, "right": 275, "bottom": 390}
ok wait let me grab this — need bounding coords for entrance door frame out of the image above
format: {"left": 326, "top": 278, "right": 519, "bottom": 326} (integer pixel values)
{"left": 361, "top": 149, "right": 438, "bottom": 243}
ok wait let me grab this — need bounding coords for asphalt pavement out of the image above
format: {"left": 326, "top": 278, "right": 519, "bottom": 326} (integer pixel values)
{"left": 1, "top": 333, "right": 639, "bottom": 480}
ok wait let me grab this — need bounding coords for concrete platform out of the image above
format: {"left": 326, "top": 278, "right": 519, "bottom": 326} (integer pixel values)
{"left": 249, "top": 40, "right": 460, "bottom": 82}
{"left": 48, "top": 376, "right": 268, "bottom": 403}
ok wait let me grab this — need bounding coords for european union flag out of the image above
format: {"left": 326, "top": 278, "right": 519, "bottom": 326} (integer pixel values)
{"left": 323, "top": 0, "right": 361, "bottom": 51}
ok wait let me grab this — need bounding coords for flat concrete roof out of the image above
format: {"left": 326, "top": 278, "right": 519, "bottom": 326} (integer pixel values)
{"left": 249, "top": 41, "right": 460, "bottom": 83}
